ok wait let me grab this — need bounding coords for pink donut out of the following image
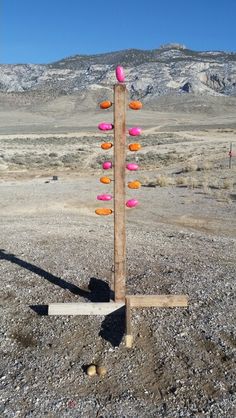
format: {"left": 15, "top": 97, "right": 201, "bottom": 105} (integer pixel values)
{"left": 102, "top": 161, "right": 112, "bottom": 170}
{"left": 97, "top": 194, "right": 113, "bottom": 201}
{"left": 126, "top": 199, "right": 139, "bottom": 208}
{"left": 115, "top": 66, "right": 125, "bottom": 83}
{"left": 129, "top": 127, "right": 142, "bottom": 136}
{"left": 126, "top": 163, "right": 139, "bottom": 171}
{"left": 98, "top": 122, "right": 114, "bottom": 131}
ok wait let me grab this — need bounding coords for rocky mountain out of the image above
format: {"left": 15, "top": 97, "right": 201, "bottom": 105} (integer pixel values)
{"left": 1, "top": 45, "right": 236, "bottom": 101}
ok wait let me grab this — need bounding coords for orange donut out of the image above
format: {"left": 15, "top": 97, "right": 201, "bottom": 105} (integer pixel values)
{"left": 95, "top": 208, "right": 113, "bottom": 216}
{"left": 100, "top": 176, "right": 112, "bottom": 184}
{"left": 100, "top": 101, "right": 112, "bottom": 109}
{"left": 128, "top": 143, "right": 141, "bottom": 152}
{"left": 128, "top": 181, "right": 141, "bottom": 189}
{"left": 129, "top": 101, "right": 142, "bottom": 110}
{"left": 101, "top": 142, "right": 113, "bottom": 150}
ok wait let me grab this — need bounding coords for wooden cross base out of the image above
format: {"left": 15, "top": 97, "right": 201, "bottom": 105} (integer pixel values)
{"left": 47, "top": 84, "right": 189, "bottom": 349}
{"left": 48, "top": 294, "right": 188, "bottom": 348}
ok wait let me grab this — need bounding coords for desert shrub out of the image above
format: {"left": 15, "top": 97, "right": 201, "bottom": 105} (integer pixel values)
{"left": 199, "top": 161, "right": 213, "bottom": 171}
{"left": 175, "top": 176, "right": 188, "bottom": 186}
{"left": 141, "top": 174, "right": 173, "bottom": 187}
{"left": 156, "top": 175, "right": 172, "bottom": 187}
{"left": 183, "top": 162, "right": 198, "bottom": 172}
{"left": 51, "top": 161, "right": 63, "bottom": 167}
{"left": 145, "top": 181, "right": 157, "bottom": 188}
{"left": 140, "top": 175, "right": 149, "bottom": 184}
{"left": 61, "top": 153, "right": 84, "bottom": 167}
{"left": 48, "top": 152, "right": 58, "bottom": 158}
{"left": 188, "top": 177, "right": 199, "bottom": 189}
{"left": 222, "top": 179, "right": 234, "bottom": 190}
{"left": 10, "top": 156, "right": 25, "bottom": 165}
{"left": 213, "top": 190, "right": 231, "bottom": 203}
{"left": 201, "top": 181, "right": 210, "bottom": 194}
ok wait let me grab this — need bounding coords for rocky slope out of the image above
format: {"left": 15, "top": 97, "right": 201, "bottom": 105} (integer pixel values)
{"left": 1, "top": 45, "right": 236, "bottom": 100}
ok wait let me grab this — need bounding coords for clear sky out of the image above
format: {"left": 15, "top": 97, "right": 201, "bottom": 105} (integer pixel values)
{"left": 1, "top": 0, "right": 236, "bottom": 64}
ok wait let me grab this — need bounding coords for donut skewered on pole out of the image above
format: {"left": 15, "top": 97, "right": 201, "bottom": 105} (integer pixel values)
{"left": 113, "top": 83, "right": 127, "bottom": 302}
{"left": 48, "top": 65, "right": 188, "bottom": 350}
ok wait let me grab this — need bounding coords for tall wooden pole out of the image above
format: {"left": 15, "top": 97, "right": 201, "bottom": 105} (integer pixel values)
{"left": 114, "top": 84, "right": 127, "bottom": 302}
{"left": 229, "top": 142, "right": 232, "bottom": 169}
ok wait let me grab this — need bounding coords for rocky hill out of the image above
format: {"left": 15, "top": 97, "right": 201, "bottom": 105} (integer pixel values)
{"left": 1, "top": 45, "right": 236, "bottom": 101}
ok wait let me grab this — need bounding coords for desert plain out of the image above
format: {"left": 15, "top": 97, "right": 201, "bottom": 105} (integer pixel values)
{"left": 0, "top": 93, "right": 236, "bottom": 417}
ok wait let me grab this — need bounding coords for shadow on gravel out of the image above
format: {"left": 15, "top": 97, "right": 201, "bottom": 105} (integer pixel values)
{"left": 100, "top": 307, "right": 125, "bottom": 347}
{"left": 0, "top": 248, "right": 89, "bottom": 296}
{"left": 30, "top": 305, "right": 49, "bottom": 315}
{"left": 0, "top": 249, "right": 125, "bottom": 346}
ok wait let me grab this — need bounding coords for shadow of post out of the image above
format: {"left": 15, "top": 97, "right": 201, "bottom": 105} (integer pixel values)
{"left": 100, "top": 306, "right": 125, "bottom": 347}
{"left": 1, "top": 249, "right": 125, "bottom": 346}
{"left": 0, "top": 248, "right": 89, "bottom": 296}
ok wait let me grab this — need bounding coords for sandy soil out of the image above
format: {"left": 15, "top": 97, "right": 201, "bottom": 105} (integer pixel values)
{"left": 0, "top": 105, "right": 236, "bottom": 417}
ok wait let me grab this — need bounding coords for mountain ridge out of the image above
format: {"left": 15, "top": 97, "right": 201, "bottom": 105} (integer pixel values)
{"left": 1, "top": 45, "right": 236, "bottom": 100}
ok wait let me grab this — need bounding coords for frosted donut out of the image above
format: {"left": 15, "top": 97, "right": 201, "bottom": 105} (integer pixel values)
{"left": 97, "top": 194, "right": 113, "bottom": 201}
{"left": 126, "top": 199, "right": 139, "bottom": 208}
{"left": 102, "top": 161, "right": 112, "bottom": 170}
{"left": 98, "top": 122, "right": 114, "bottom": 131}
{"left": 126, "top": 163, "right": 139, "bottom": 171}
{"left": 115, "top": 66, "right": 125, "bottom": 83}
{"left": 129, "top": 127, "right": 142, "bottom": 136}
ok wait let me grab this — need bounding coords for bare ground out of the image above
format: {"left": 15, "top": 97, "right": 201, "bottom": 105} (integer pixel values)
{"left": 0, "top": 106, "right": 236, "bottom": 417}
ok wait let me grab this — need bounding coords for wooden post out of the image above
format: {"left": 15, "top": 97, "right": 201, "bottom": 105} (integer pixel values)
{"left": 229, "top": 142, "right": 232, "bottom": 169}
{"left": 125, "top": 296, "right": 133, "bottom": 348}
{"left": 46, "top": 71, "right": 189, "bottom": 349}
{"left": 114, "top": 84, "right": 127, "bottom": 302}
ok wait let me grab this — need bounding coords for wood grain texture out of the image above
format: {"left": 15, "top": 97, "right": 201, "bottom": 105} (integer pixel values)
{"left": 125, "top": 296, "right": 132, "bottom": 335}
{"left": 113, "top": 84, "right": 127, "bottom": 302}
{"left": 128, "top": 295, "right": 188, "bottom": 308}
{"left": 125, "top": 296, "right": 132, "bottom": 347}
{"left": 125, "top": 334, "right": 134, "bottom": 348}
{"left": 48, "top": 302, "right": 125, "bottom": 316}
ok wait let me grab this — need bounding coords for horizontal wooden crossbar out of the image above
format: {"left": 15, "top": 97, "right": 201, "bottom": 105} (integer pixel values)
{"left": 48, "top": 295, "right": 188, "bottom": 316}
{"left": 128, "top": 294, "right": 188, "bottom": 308}
{"left": 48, "top": 302, "right": 125, "bottom": 316}
{"left": 125, "top": 294, "right": 188, "bottom": 348}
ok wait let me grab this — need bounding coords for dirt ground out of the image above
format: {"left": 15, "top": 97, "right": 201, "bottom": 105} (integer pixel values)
{"left": 0, "top": 106, "right": 236, "bottom": 417}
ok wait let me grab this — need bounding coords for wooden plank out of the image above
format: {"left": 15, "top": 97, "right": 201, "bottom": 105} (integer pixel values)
{"left": 110, "top": 270, "right": 115, "bottom": 297}
{"left": 125, "top": 335, "right": 133, "bottom": 349}
{"left": 125, "top": 296, "right": 133, "bottom": 348}
{"left": 48, "top": 302, "right": 125, "bottom": 316}
{"left": 113, "top": 84, "right": 127, "bottom": 302}
{"left": 128, "top": 295, "right": 188, "bottom": 308}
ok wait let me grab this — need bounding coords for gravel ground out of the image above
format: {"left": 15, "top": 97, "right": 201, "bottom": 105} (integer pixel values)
{"left": 1, "top": 175, "right": 236, "bottom": 417}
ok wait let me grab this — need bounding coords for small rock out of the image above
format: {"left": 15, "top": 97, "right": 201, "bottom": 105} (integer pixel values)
{"left": 96, "top": 366, "right": 107, "bottom": 377}
{"left": 86, "top": 365, "right": 96, "bottom": 377}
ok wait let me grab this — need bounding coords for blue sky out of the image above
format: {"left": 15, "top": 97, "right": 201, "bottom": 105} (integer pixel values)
{"left": 2, "top": 0, "right": 236, "bottom": 64}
